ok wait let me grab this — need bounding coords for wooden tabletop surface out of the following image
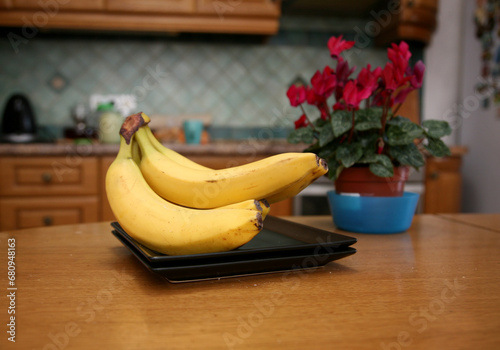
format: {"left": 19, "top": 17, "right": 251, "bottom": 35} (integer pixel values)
{"left": 438, "top": 213, "right": 500, "bottom": 233}
{"left": 1, "top": 214, "right": 499, "bottom": 350}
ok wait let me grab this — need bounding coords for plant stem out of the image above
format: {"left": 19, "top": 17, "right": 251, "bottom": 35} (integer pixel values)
{"left": 299, "top": 104, "right": 317, "bottom": 131}
{"left": 348, "top": 109, "right": 356, "bottom": 143}
{"left": 392, "top": 102, "right": 402, "bottom": 117}
{"left": 379, "top": 95, "right": 390, "bottom": 136}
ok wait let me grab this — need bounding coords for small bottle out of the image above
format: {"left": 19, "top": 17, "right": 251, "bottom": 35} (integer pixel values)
{"left": 97, "top": 102, "right": 122, "bottom": 144}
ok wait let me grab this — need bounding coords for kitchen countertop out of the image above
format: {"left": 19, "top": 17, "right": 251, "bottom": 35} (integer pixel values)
{"left": 1, "top": 214, "right": 499, "bottom": 349}
{"left": 0, "top": 140, "right": 305, "bottom": 156}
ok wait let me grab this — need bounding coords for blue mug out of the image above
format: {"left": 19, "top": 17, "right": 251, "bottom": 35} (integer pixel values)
{"left": 183, "top": 120, "right": 204, "bottom": 144}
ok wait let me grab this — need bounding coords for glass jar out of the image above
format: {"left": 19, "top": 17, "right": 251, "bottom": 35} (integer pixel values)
{"left": 97, "top": 102, "right": 122, "bottom": 144}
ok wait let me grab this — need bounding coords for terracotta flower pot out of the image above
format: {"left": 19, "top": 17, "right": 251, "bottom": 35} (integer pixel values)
{"left": 334, "top": 165, "right": 410, "bottom": 197}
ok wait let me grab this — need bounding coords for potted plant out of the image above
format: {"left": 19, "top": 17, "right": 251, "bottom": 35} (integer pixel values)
{"left": 286, "top": 36, "right": 452, "bottom": 233}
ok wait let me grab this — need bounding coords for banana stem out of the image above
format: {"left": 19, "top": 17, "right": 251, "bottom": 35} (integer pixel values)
{"left": 118, "top": 136, "right": 134, "bottom": 159}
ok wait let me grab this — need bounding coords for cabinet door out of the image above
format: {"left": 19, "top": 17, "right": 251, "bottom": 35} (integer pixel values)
{"left": 0, "top": 0, "right": 12, "bottom": 9}
{"left": 11, "top": 0, "right": 105, "bottom": 10}
{"left": 100, "top": 156, "right": 116, "bottom": 222}
{"left": 424, "top": 157, "right": 462, "bottom": 213}
{"left": 106, "top": 0, "right": 196, "bottom": 14}
{"left": 0, "top": 196, "right": 99, "bottom": 230}
{"left": 197, "top": 0, "right": 280, "bottom": 17}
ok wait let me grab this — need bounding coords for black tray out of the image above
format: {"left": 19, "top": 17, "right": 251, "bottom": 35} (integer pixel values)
{"left": 111, "top": 216, "right": 357, "bottom": 283}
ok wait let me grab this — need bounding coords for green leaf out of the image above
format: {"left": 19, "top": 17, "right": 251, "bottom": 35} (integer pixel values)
{"left": 318, "top": 123, "right": 334, "bottom": 147}
{"left": 386, "top": 116, "right": 424, "bottom": 145}
{"left": 335, "top": 142, "right": 363, "bottom": 168}
{"left": 331, "top": 110, "right": 352, "bottom": 137}
{"left": 326, "top": 158, "right": 342, "bottom": 180}
{"left": 422, "top": 120, "right": 452, "bottom": 138}
{"left": 374, "top": 154, "right": 393, "bottom": 169}
{"left": 424, "top": 138, "right": 451, "bottom": 157}
{"left": 316, "top": 146, "right": 335, "bottom": 160}
{"left": 389, "top": 143, "right": 425, "bottom": 168}
{"left": 358, "top": 152, "right": 377, "bottom": 163}
{"left": 369, "top": 162, "right": 394, "bottom": 177}
{"left": 287, "top": 127, "right": 314, "bottom": 144}
{"left": 355, "top": 108, "right": 383, "bottom": 131}
{"left": 359, "top": 153, "right": 394, "bottom": 177}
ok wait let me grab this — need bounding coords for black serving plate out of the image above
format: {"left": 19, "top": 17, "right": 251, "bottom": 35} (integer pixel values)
{"left": 111, "top": 216, "right": 357, "bottom": 283}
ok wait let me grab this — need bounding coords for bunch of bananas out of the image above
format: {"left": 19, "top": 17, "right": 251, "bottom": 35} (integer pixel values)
{"left": 106, "top": 112, "right": 328, "bottom": 256}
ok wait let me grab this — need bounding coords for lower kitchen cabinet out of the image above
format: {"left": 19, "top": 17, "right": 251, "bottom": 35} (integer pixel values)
{"left": 0, "top": 152, "right": 297, "bottom": 230}
{"left": 0, "top": 156, "right": 100, "bottom": 230}
{"left": 0, "top": 144, "right": 465, "bottom": 230}
{"left": 0, "top": 196, "right": 99, "bottom": 230}
{"left": 423, "top": 150, "right": 465, "bottom": 214}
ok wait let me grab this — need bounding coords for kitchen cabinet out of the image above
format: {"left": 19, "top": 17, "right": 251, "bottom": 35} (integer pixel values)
{"left": 0, "top": 149, "right": 295, "bottom": 230}
{"left": 0, "top": 0, "right": 281, "bottom": 35}
{"left": 376, "top": 0, "right": 439, "bottom": 46}
{"left": 423, "top": 148, "right": 465, "bottom": 213}
{"left": 106, "top": 0, "right": 195, "bottom": 14}
{"left": 197, "top": 0, "right": 281, "bottom": 17}
{"left": 9, "top": 0, "right": 105, "bottom": 10}
{"left": 0, "top": 157, "right": 99, "bottom": 230}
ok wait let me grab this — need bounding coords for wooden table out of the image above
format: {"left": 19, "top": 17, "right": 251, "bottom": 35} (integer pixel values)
{"left": 1, "top": 214, "right": 499, "bottom": 350}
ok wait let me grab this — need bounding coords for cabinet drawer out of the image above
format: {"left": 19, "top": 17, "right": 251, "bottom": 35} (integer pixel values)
{"left": 0, "top": 157, "right": 98, "bottom": 196}
{"left": 0, "top": 196, "right": 99, "bottom": 230}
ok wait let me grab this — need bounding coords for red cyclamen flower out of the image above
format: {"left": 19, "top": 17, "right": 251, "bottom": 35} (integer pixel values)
{"left": 343, "top": 80, "right": 372, "bottom": 110}
{"left": 410, "top": 60, "right": 425, "bottom": 89}
{"left": 356, "top": 64, "right": 381, "bottom": 96}
{"left": 310, "top": 67, "right": 337, "bottom": 98}
{"left": 286, "top": 85, "right": 307, "bottom": 107}
{"left": 294, "top": 114, "right": 309, "bottom": 129}
{"left": 388, "top": 41, "right": 411, "bottom": 83}
{"left": 328, "top": 35, "right": 355, "bottom": 60}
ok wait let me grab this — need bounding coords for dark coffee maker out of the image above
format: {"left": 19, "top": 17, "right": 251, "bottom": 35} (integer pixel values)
{"left": 1, "top": 93, "right": 37, "bottom": 143}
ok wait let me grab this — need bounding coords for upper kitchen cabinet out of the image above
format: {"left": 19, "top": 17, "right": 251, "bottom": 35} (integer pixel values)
{"left": 0, "top": 0, "right": 281, "bottom": 35}
{"left": 106, "top": 0, "right": 196, "bottom": 14}
{"left": 197, "top": 0, "right": 281, "bottom": 17}
{"left": 282, "top": 0, "right": 439, "bottom": 46}
{"left": 7, "top": 0, "right": 105, "bottom": 10}
{"left": 375, "top": 0, "right": 439, "bottom": 46}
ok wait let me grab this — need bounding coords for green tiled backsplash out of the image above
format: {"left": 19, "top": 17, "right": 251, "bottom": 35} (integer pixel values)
{"left": 0, "top": 21, "right": 389, "bottom": 139}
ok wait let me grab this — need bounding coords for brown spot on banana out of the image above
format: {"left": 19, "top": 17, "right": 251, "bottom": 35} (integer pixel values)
{"left": 255, "top": 212, "right": 263, "bottom": 230}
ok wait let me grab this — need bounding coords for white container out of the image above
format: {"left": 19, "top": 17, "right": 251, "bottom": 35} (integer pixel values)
{"left": 98, "top": 103, "right": 122, "bottom": 144}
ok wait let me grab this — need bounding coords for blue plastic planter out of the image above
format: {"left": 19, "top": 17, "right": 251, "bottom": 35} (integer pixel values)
{"left": 327, "top": 191, "right": 420, "bottom": 234}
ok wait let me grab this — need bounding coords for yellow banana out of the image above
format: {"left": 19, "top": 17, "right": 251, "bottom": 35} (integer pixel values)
{"left": 140, "top": 115, "right": 327, "bottom": 204}
{"left": 265, "top": 167, "right": 327, "bottom": 204}
{"left": 144, "top": 124, "right": 209, "bottom": 171}
{"left": 259, "top": 199, "right": 270, "bottom": 218}
{"left": 106, "top": 117, "right": 263, "bottom": 256}
{"left": 135, "top": 126, "right": 326, "bottom": 209}
{"left": 221, "top": 199, "right": 270, "bottom": 219}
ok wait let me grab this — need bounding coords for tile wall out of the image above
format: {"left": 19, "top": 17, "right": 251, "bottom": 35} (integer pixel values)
{"left": 0, "top": 17, "right": 390, "bottom": 139}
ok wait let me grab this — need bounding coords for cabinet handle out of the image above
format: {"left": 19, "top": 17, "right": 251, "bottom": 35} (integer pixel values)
{"left": 43, "top": 216, "right": 53, "bottom": 226}
{"left": 41, "top": 172, "right": 52, "bottom": 183}
{"left": 430, "top": 171, "right": 439, "bottom": 180}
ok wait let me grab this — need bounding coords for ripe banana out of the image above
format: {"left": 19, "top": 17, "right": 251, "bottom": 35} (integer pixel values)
{"left": 135, "top": 124, "right": 326, "bottom": 209}
{"left": 140, "top": 117, "right": 327, "bottom": 204}
{"left": 106, "top": 117, "right": 263, "bottom": 256}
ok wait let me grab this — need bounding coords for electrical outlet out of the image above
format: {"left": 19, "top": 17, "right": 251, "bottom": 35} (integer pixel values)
{"left": 89, "top": 94, "right": 137, "bottom": 117}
